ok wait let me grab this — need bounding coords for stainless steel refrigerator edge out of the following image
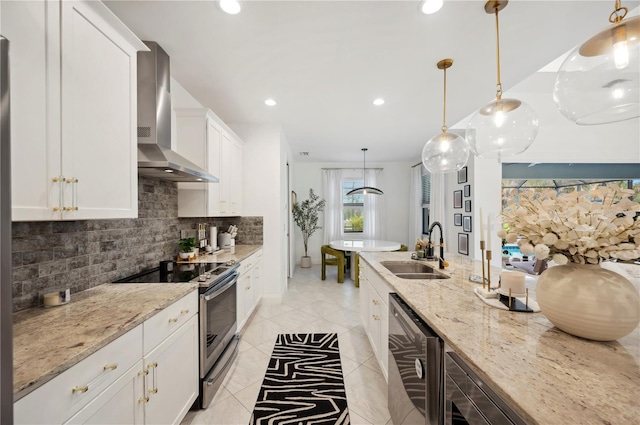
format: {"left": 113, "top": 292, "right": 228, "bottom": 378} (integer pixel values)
{"left": 0, "top": 34, "right": 13, "bottom": 424}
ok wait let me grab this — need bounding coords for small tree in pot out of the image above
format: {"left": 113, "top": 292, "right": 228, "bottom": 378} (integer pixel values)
{"left": 292, "top": 189, "right": 326, "bottom": 268}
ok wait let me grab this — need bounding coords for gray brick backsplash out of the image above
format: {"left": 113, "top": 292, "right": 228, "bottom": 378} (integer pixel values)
{"left": 11, "top": 176, "right": 263, "bottom": 312}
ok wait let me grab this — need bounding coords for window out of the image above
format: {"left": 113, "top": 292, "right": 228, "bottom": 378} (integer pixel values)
{"left": 501, "top": 179, "right": 640, "bottom": 209}
{"left": 421, "top": 174, "right": 430, "bottom": 234}
{"left": 343, "top": 180, "right": 364, "bottom": 233}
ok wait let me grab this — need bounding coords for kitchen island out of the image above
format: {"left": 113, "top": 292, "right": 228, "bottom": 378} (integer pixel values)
{"left": 360, "top": 251, "right": 640, "bottom": 425}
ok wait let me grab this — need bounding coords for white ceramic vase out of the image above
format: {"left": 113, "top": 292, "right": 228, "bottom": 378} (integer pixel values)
{"left": 536, "top": 263, "right": 640, "bottom": 341}
{"left": 301, "top": 256, "right": 312, "bottom": 268}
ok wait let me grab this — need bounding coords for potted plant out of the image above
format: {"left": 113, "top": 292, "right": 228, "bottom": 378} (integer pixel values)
{"left": 178, "top": 237, "right": 197, "bottom": 260}
{"left": 292, "top": 189, "right": 326, "bottom": 268}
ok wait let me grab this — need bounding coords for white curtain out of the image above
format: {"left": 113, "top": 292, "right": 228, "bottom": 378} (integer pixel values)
{"left": 430, "top": 171, "right": 446, "bottom": 232}
{"left": 322, "top": 169, "right": 344, "bottom": 244}
{"left": 363, "top": 169, "right": 384, "bottom": 239}
{"left": 409, "top": 165, "right": 423, "bottom": 246}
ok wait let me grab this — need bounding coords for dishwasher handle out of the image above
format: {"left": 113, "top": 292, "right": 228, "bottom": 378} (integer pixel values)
{"left": 390, "top": 293, "right": 439, "bottom": 339}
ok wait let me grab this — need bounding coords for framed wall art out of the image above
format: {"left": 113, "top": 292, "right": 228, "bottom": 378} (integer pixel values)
{"left": 458, "top": 233, "right": 469, "bottom": 255}
{"left": 464, "top": 199, "right": 472, "bottom": 212}
{"left": 463, "top": 216, "right": 472, "bottom": 232}
{"left": 454, "top": 213, "right": 462, "bottom": 226}
{"left": 457, "top": 166, "right": 467, "bottom": 184}
{"left": 464, "top": 184, "right": 471, "bottom": 197}
{"left": 454, "top": 190, "right": 463, "bottom": 209}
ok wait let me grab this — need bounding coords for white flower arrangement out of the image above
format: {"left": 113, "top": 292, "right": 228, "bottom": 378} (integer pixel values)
{"left": 498, "top": 185, "right": 640, "bottom": 265}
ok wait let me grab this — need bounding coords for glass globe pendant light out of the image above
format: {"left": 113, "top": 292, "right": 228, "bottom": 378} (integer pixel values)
{"left": 422, "top": 58, "right": 469, "bottom": 174}
{"left": 554, "top": 0, "right": 639, "bottom": 125}
{"left": 465, "top": 1, "right": 539, "bottom": 161}
{"left": 346, "top": 148, "right": 383, "bottom": 196}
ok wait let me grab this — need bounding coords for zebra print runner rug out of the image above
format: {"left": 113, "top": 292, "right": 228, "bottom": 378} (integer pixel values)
{"left": 250, "top": 333, "right": 350, "bottom": 425}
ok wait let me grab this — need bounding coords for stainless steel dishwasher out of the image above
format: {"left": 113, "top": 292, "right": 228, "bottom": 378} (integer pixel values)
{"left": 388, "top": 293, "right": 443, "bottom": 425}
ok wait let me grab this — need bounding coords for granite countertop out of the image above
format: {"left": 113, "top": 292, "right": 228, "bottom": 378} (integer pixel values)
{"left": 13, "top": 244, "right": 263, "bottom": 401}
{"left": 177, "top": 244, "right": 262, "bottom": 264}
{"left": 360, "top": 251, "right": 640, "bottom": 425}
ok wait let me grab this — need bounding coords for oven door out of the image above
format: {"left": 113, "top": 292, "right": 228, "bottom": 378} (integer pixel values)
{"left": 200, "top": 271, "right": 238, "bottom": 376}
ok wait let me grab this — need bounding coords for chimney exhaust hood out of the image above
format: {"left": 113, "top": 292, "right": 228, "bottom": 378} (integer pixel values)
{"left": 137, "top": 41, "right": 218, "bottom": 183}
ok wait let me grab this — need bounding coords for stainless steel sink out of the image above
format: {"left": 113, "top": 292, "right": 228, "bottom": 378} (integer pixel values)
{"left": 380, "top": 261, "right": 450, "bottom": 280}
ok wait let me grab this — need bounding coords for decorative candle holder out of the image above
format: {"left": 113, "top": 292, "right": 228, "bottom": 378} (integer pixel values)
{"left": 480, "top": 240, "right": 486, "bottom": 290}
{"left": 485, "top": 249, "right": 492, "bottom": 289}
{"left": 497, "top": 287, "right": 534, "bottom": 313}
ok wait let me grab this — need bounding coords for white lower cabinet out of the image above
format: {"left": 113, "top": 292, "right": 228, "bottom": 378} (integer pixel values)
{"left": 15, "top": 291, "right": 199, "bottom": 425}
{"left": 359, "top": 260, "right": 391, "bottom": 381}
{"left": 237, "top": 249, "right": 264, "bottom": 330}
{"left": 143, "top": 314, "right": 199, "bottom": 425}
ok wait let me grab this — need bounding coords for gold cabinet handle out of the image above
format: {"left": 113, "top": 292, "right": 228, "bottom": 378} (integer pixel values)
{"left": 148, "top": 362, "right": 158, "bottom": 395}
{"left": 72, "top": 361, "right": 119, "bottom": 395}
{"left": 180, "top": 309, "right": 189, "bottom": 315}
{"left": 53, "top": 176, "right": 64, "bottom": 211}
{"left": 71, "top": 385, "right": 88, "bottom": 394}
{"left": 64, "top": 177, "right": 79, "bottom": 211}
{"left": 372, "top": 299, "right": 380, "bottom": 306}
{"left": 138, "top": 368, "right": 149, "bottom": 403}
{"left": 168, "top": 317, "right": 178, "bottom": 323}
{"left": 372, "top": 315, "right": 380, "bottom": 321}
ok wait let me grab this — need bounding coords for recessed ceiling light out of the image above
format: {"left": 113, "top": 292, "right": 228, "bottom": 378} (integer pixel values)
{"left": 219, "top": 0, "right": 241, "bottom": 15}
{"left": 373, "top": 98, "right": 385, "bottom": 106}
{"left": 164, "top": 169, "right": 174, "bottom": 173}
{"left": 419, "top": 0, "right": 443, "bottom": 14}
{"left": 264, "top": 99, "right": 277, "bottom": 106}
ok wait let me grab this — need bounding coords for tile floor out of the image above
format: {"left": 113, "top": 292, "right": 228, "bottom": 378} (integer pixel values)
{"left": 181, "top": 265, "right": 392, "bottom": 425}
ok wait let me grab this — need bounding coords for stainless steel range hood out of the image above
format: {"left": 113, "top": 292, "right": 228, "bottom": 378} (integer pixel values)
{"left": 137, "top": 41, "right": 218, "bottom": 183}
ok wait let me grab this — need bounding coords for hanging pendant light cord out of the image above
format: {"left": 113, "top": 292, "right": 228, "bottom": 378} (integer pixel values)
{"left": 442, "top": 66, "right": 448, "bottom": 133}
{"left": 494, "top": 7, "right": 503, "bottom": 100}
{"left": 359, "top": 148, "right": 369, "bottom": 188}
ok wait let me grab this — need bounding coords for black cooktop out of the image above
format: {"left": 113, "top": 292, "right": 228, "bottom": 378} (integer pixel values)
{"left": 115, "top": 261, "right": 226, "bottom": 284}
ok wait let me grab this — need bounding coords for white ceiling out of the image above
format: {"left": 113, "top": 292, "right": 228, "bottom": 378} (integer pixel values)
{"left": 105, "top": 0, "right": 639, "bottom": 163}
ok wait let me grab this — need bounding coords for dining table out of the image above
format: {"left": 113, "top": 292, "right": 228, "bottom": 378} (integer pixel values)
{"left": 329, "top": 239, "right": 402, "bottom": 280}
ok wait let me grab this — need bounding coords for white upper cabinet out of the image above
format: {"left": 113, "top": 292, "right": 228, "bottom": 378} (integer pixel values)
{"left": 3, "top": 0, "right": 147, "bottom": 221}
{"left": 176, "top": 108, "right": 244, "bottom": 217}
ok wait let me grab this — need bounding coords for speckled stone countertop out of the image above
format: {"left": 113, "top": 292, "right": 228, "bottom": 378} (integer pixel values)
{"left": 360, "top": 251, "right": 640, "bottom": 425}
{"left": 177, "top": 244, "right": 262, "bottom": 264}
{"left": 13, "top": 244, "right": 262, "bottom": 401}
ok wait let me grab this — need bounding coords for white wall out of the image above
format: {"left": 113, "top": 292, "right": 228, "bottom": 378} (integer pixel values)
{"left": 169, "top": 78, "right": 290, "bottom": 297}
{"left": 233, "top": 123, "right": 289, "bottom": 297}
{"left": 292, "top": 160, "right": 413, "bottom": 265}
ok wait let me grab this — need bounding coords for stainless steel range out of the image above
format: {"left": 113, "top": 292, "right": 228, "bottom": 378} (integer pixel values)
{"left": 115, "top": 260, "right": 240, "bottom": 409}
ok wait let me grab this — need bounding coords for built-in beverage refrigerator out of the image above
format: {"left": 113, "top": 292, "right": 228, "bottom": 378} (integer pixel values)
{"left": 0, "top": 34, "right": 13, "bottom": 424}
